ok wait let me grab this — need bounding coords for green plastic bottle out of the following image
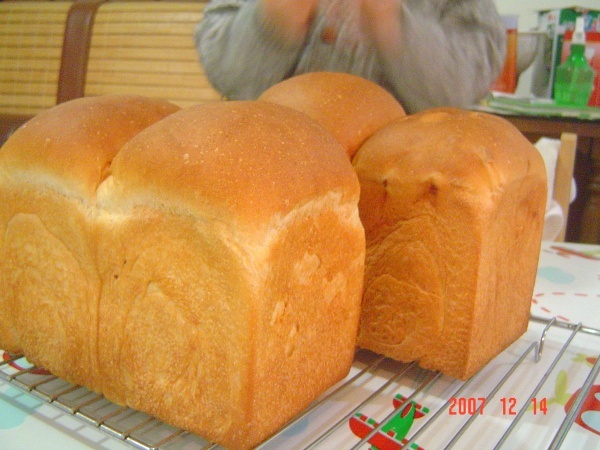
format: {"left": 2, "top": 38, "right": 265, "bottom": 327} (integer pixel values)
{"left": 553, "top": 17, "right": 595, "bottom": 107}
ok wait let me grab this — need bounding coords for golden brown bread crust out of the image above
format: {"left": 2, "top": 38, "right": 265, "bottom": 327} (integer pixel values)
{"left": 0, "top": 94, "right": 181, "bottom": 199}
{"left": 103, "top": 100, "right": 359, "bottom": 233}
{"left": 353, "top": 108, "right": 547, "bottom": 380}
{"left": 95, "top": 101, "right": 364, "bottom": 448}
{"left": 259, "top": 72, "right": 405, "bottom": 160}
{"left": 0, "top": 97, "right": 365, "bottom": 449}
{"left": 0, "top": 95, "right": 180, "bottom": 359}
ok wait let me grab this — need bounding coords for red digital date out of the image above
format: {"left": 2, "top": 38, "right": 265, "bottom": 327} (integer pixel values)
{"left": 500, "top": 397, "right": 517, "bottom": 415}
{"left": 449, "top": 397, "right": 548, "bottom": 416}
{"left": 500, "top": 397, "right": 548, "bottom": 415}
{"left": 448, "top": 397, "right": 486, "bottom": 415}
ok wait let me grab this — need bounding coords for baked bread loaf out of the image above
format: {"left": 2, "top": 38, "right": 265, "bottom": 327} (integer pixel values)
{"left": 0, "top": 94, "right": 180, "bottom": 369}
{"left": 353, "top": 108, "right": 547, "bottom": 380}
{"left": 0, "top": 97, "right": 365, "bottom": 449}
{"left": 259, "top": 72, "right": 405, "bottom": 159}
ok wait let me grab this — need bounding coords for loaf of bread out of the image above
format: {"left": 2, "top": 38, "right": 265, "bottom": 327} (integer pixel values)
{"left": 0, "top": 96, "right": 365, "bottom": 448}
{"left": 353, "top": 108, "right": 547, "bottom": 380}
{"left": 259, "top": 72, "right": 405, "bottom": 159}
{"left": 0, "top": 94, "right": 181, "bottom": 365}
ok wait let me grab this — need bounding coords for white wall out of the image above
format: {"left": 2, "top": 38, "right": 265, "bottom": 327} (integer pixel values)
{"left": 494, "top": 0, "right": 600, "bottom": 31}
{"left": 494, "top": 1, "right": 537, "bottom": 31}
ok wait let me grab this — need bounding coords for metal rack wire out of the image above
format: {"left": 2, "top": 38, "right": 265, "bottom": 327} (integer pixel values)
{"left": 1, "top": 314, "right": 599, "bottom": 450}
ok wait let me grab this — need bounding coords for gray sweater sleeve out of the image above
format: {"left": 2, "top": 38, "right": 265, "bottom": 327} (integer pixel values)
{"left": 386, "top": 0, "right": 506, "bottom": 112}
{"left": 195, "top": 0, "right": 506, "bottom": 111}
{"left": 194, "top": 0, "right": 303, "bottom": 100}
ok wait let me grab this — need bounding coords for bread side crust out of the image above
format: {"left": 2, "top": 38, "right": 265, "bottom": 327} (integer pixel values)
{"left": 0, "top": 96, "right": 365, "bottom": 449}
{"left": 354, "top": 108, "right": 546, "bottom": 379}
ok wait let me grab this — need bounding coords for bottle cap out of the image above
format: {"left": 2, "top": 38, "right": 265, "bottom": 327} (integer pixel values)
{"left": 573, "top": 16, "right": 586, "bottom": 45}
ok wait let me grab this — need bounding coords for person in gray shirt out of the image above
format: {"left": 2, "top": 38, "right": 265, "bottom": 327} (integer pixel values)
{"left": 194, "top": 0, "right": 506, "bottom": 113}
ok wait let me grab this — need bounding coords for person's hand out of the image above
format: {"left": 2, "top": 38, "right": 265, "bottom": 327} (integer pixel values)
{"left": 259, "top": 0, "right": 319, "bottom": 44}
{"left": 360, "top": 0, "right": 403, "bottom": 55}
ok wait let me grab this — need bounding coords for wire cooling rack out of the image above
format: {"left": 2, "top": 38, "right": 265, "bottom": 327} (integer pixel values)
{"left": 1, "top": 314, "right": 599, "bottom": 450}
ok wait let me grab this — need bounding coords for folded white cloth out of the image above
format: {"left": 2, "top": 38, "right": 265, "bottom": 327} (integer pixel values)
{"left": 534, "top": 137, "right": 577, "bottom": 241}
{"left": 535, "top": 137, "right": 559, "bottom": 207}
{"left": 543, "top": 199, "right": 564, "bottom": 241}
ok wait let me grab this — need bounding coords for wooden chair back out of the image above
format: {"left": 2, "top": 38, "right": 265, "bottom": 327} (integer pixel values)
{"left": 85, "top": 1, "right": 222, "bottom": 108}
{"left": 553, "top": 132, "right": 577, "bottom": 242}
{"left": 0, "top": 1, "right": 73, "bottom": 116}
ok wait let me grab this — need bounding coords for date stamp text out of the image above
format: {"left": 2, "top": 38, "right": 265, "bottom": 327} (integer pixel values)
{"left": 448, "top": 397, "right": 548, "bottom": 416}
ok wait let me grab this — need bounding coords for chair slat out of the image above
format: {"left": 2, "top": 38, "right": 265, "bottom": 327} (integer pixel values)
{"left": 0, "top": 1, "right": 72, "bottom": 115}
{"left": 86, "top": 71, "right": 211, "bottom": 88}
{"left": 85, "top": 46, "right": 199, "bottom": 63}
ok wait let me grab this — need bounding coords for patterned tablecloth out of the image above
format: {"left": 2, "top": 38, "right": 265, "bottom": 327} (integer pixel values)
{"left": 1, "top": 241, "right": 599, "bottom": 449}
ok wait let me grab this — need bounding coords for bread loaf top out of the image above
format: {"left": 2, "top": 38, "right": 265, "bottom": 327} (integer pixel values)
{"left": 0, "top": 95, "right": 181, "bottom": 199}
{"left": 353, "top": 107, "right": 546, "bottom": 198}
{"left": 99, "top": 100, "right": 359, "bottom": 233}
{"left": 259, "top": 72, "right": 405, "bottom": 160}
